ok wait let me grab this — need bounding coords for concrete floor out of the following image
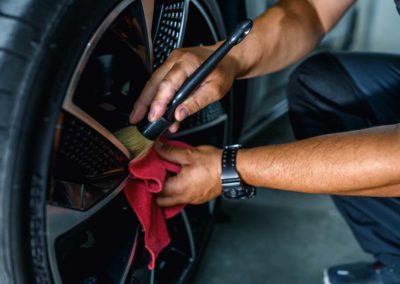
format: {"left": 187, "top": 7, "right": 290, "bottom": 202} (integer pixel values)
{"left": 192, "top": 114, "right": 372, "bottom": 284}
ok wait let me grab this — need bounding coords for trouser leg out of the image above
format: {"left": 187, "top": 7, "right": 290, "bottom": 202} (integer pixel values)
{"left": 287, "top": 52, "right": 400, "bottom": 268}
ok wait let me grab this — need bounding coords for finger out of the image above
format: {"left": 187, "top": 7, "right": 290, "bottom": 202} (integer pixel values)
{"left": 174, "top": 82, "right": 221, "bottom": 121}
{"left": 156, "top": 176, "right": 184, "bottom": 207}
{"left": 155, "top": 142, "right": 191, "bottom": 164}
{"left": 129, "top": 90, "right": 155, "bottom": 124}
{"left": 168, "top": 121, "right": 180, "bottom": 133}
{"left": 156, "top": 196, "right": 181, "bottom": 207}
{"left": 149, "top": 61, "right": 198, "bottom": 122}
{"left": 129, "top": 62, "right": 175, "bottom": 124}
{"left": 156, "top": 175, "right": 180, "bottom": 198}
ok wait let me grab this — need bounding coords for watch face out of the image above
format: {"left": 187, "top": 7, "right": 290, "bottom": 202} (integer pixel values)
{"left": 223, "top": 186, "right": 256, "bottom": 199}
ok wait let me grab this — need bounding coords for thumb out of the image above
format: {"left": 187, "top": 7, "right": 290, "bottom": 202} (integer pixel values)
{"left": 155, "top": 142, "right": 190, "bottom": 164}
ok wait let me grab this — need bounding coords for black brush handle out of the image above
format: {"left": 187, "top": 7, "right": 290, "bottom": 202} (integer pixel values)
{"left": 164, "top": 19, "right": 253, "bottom": 120}
{"left": 138, "top": 19, "right": 253, "bottom": 140}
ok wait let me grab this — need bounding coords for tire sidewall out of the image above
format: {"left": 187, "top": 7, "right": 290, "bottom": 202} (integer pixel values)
{"left": 3, "top": 0, "right": 129, "bottom": 282}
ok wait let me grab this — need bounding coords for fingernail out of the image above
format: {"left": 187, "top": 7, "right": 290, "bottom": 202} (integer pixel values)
{"left": 178, "top": 108, "right": 189, "bottom": 121}
{"left": 148, "top": 110, "right": 155, "bottom": 122}
{"left": 129, "top": 110, "right": 135, "bottom": 122}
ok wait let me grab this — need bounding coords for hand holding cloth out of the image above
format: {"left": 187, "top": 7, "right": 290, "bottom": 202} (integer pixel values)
{"left": 124, "top": 140, "right": 189, "bottom": 269}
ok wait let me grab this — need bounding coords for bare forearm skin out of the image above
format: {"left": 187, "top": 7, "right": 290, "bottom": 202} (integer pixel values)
{"left": 237, "top": 124, "right": 400, "bottom": 197}
{"left": 227, "top": 0, "right": 354, "bottom": 78}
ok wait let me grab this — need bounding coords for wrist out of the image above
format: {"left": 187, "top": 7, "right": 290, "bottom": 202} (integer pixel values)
{"left": 215, "top": 148, "right": 222, "bottom": 180}
{"left": 229, "top": 43, "right": 248, "bottom": 78}
{"left": 207, "top": 40, "right": 246, "bottom": 80}
{"left": 214, "top": 148, "right": 223, "bottom": 193}
{"left": 229, "top": 19, "right": 266, "bottom": 79}
{"left": 236, "top": 148, "right": 253, "bottom": 186}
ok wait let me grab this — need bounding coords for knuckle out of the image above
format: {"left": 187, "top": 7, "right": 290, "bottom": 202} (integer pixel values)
{"left": 190, "top": 98, "right": 203, "bottom": 113}
{"left": 180, "top": 51, "right": 192, "bottom": 61}
{"left": 159, "top": 78, "right": 172, "bottom": 89}
{"left": 172, "top": 61, "right": 197, "bottom": 81}
{"left": 182, "top": 100, "right": 198, "bottom": 114}
{"left": 159, "top": 78, "right": 178, "bottom": 93}
{"left": 181, "top": 53, "right": 201, "bottom": 66}
{"left": 183, "top": 147, "right": 195, "bottom": 158}
{"left": 151, "top": 99, "right": 166, "bottom": 110}
{"left": 182, "top": 52, "right": 196, "bottom": 61}
{"left": 170, "top": 49, "right": 182, "bottom": 59}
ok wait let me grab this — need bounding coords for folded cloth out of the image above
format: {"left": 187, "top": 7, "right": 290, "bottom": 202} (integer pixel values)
{"left": 124, "top": 140, "right": 189, "bottom": 270}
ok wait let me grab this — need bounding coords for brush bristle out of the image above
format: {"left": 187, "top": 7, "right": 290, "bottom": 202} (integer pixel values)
{"left": 114, "top": 125, "right": 154, "bottom": 158}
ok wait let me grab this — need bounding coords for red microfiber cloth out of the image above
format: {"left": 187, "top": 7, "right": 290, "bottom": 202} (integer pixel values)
{"left": 124, "top": 140, "right": 189, "bottom": 270}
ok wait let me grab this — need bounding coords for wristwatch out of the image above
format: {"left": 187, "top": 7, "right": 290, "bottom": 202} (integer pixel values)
{"left": 221, "top": 144, "right": 256, "bottom": 199}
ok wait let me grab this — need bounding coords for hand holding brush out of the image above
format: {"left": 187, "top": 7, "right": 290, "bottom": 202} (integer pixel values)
{"left": 114, "top": 19, "right": 253, "bottom": 159}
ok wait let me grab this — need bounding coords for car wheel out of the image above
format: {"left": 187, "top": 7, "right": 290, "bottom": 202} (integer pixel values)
{"left": 0, "top": 0, "right": 227, "bottom": 283}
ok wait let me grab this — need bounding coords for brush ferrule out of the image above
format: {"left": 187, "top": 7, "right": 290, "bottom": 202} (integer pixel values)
{"left": 137, "top": 117, "right": 173, "bottom": 140}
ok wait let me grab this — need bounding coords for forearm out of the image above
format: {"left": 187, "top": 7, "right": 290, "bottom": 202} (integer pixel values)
{"left": 237, "top": 124, "right": 400, "bottom": 196}
{"left": 228, "top": 0, "right": 353, "bottom": 78}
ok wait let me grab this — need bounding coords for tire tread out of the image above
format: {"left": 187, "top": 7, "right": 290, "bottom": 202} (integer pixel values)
{"left": 0, "top": 1, "right": 62, "bottom": 283}
{"left": 0, "top": 89, "right": 14, "bottom": 96}
{"left": 0, "top": 47, "right": 30, "bottom": 61}
{"left": 0, "top": 11, "right": 41, "bottom": 32}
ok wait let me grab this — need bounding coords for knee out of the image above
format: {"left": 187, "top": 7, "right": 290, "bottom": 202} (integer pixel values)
{"left": 287, "top": 52, "right": 351, "bottom": 138}
{"left": 287, "top": 52, "right": 339, "bottom": 109}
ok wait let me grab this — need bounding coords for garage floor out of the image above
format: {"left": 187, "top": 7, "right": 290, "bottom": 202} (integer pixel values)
{"left": 192, "top": 114, "right": 372, "bottom": 284}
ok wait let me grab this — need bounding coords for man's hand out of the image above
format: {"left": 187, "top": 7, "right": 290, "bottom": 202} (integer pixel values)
{"left": 129, "top": 0, "right": 355, "bottom": 133}
{"left": 155, "top": 142, "right": 222, "bottom": 207}
{"left": 129, "top": 45, "right": 238, "bottom": 133}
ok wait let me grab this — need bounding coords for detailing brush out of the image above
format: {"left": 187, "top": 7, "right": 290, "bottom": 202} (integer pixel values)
{"left": 114, "top": 19, "right": 253, "bottom": 159}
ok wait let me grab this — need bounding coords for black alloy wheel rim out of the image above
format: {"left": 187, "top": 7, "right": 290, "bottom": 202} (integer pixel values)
{"left": 40, "top": 0, "right": 222, "bottom": 283}
{"left": 46, "top": 1, "right": 150, "bottom": 282}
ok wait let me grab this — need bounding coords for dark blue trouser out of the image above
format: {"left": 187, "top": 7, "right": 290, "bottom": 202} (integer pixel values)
{"left": 287, "top": 52, "right": 400, "bottom": 268}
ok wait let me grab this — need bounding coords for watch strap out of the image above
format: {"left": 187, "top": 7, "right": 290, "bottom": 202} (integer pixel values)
{"left": 221, "top": 145, "right": 241, "bottom": 187}
{"left": 221, "top": 145, "right": 256, "bottom": 199}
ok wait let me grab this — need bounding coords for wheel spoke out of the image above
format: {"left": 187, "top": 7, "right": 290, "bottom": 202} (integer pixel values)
{"left": 153, "top": 209, "right": 197, "bottom": 283}
{"left": 61, "top": 104, "right": 131, "bottom": 159}
{"left": 48, "top": 110, "right": 130, "bottom": 211}
{"left": 59, "top": 0, "right": 153, "bottom": 163}
{"left": 46, "top": 179, "right": 141, "bottom": 284}
{"left": 38, "top": 0, "right": 227, "bottom": 282}
{"left": 120, "top": 230, "right": 139, "bottom": 284}
{"left": 181, "top": 210, "right": 196, "bottom": 259}
{"left": 46, "top": 178, "right": 127, "bottom": 240}
{"left": 46, "top": 180, "right": 125, "bottom": 284}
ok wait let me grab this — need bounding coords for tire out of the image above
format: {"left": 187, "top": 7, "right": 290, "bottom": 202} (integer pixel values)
{"left": 0, "top": 0, "right": 227, "bottom": 283}
{"left": 0, "top": 1, "right": 137, "bottom": 283}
